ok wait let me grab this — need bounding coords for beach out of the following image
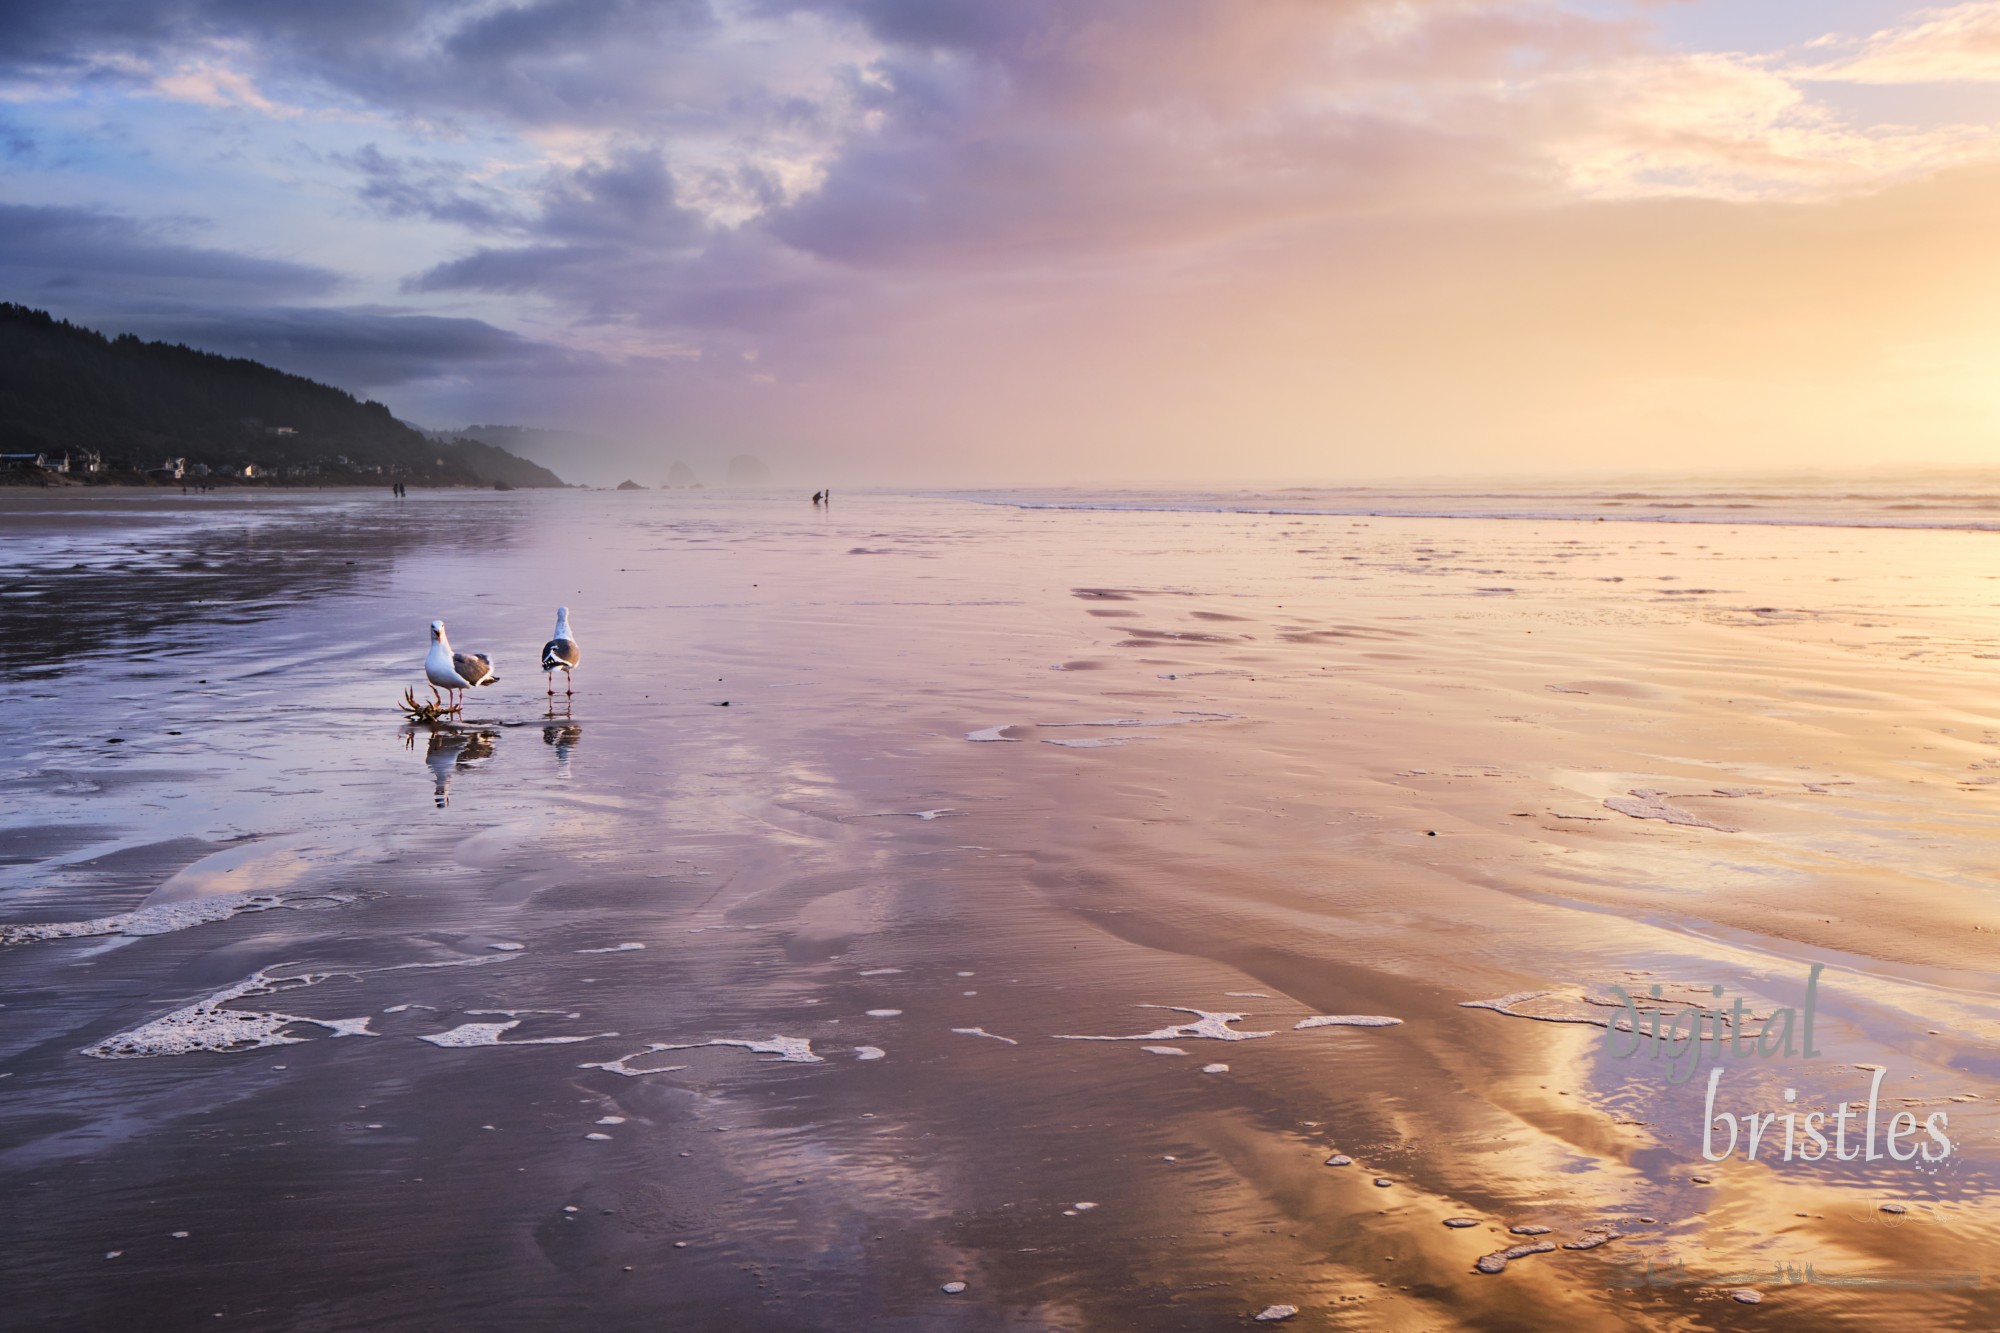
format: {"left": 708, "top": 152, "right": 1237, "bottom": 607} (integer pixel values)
{"left": 2, "top": 485, "right": 1997, "bottom": 1330}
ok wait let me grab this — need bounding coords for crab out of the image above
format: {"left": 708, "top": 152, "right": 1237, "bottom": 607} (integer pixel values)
{"left": 399, "top": 686, "right": 459, "bottom": 723}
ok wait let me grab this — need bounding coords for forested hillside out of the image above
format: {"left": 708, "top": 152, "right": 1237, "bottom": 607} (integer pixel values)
{"left": 0, "top": 304, "right": 564, "bottom": 487}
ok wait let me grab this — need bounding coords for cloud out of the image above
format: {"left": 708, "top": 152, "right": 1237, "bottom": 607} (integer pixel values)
{"left": 1520, "top": 52, "right": 2000, "bottom": 200}
{"left": 148, "top": 44, "right": 298, "bottom": 114}
{"left": 0, "top": 202, "right": 340, "bottom": 302}
{"left": 406, "top": 243, "right": 618, "bottom": 296}
{"left": 342, "top": 144, "right": 526, "bottom": 232}
{"left": 10, "top": 2, "right": 2000, "bottom": 481}
{"left": 1797, "top": 2, "right": 2000, "bottom": 85}
{"left": 103, "top": 303, "right": 609, "bottom": 393}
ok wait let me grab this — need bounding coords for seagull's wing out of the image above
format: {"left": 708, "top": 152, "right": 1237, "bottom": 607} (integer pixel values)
{"left": 454, "top": 651, "right": 499, "bottom": 686}
{"left": 541, "top": 638, "right": 581, "bottom": 671}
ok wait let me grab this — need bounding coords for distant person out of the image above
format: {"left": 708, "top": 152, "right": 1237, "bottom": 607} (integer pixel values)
{"left": 811, "top": 490, "right": 822, "bottom": 505}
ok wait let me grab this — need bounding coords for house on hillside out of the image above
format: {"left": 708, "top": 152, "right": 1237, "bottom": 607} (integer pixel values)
{"left": 1, "top": 452, "right": 49, "bottom": 470}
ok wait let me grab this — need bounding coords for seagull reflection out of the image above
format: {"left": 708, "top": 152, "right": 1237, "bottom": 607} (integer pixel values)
{"left": 414, "top": 727, "right": 497, "bottom": 807}
{"left": 543, "top": 722, "right": 581, "bottom": 778}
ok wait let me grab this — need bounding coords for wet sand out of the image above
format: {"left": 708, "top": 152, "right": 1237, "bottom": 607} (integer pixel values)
{"left": 2, "top": 487, "right": 1997, "bottom": 1330}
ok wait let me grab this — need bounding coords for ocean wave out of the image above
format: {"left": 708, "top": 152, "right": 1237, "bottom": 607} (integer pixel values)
{"left": 937, "top": 486, "right": 2000, "bottom": 532}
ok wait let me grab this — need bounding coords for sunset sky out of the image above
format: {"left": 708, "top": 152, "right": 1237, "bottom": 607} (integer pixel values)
{"left": 6, "top": 1, "right": 2000, "bottom": 483}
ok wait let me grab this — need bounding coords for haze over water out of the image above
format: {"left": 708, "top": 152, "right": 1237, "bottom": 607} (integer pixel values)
{"left": 3, "top": 486, "right": 1999, "bottom": 1330}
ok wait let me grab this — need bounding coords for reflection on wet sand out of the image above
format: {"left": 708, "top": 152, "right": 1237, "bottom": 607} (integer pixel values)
{"left": 542, "top": 722, "right": 580, "bottom": 778}
{"left": 2, "top": 489, "right": 1998, "bottom": 1330}
{"left": 0, "top": 491, "right": 520, "bottom": 676}
{"left": 416, "top": 726, "right": 495, "bottom": 807}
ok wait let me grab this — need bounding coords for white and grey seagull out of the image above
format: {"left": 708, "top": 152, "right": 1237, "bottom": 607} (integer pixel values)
{"left": 425, "top": 619, "right": 498, "bottom": 712}
{"left": 541, "top": 606, "right": 581, "bottom": 699}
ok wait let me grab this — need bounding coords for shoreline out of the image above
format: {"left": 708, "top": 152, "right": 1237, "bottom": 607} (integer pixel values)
{"left": 0, "top": 478, "right": 567, "bottom": 492}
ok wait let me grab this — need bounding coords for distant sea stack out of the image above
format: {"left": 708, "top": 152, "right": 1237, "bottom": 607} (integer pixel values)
{"left": 726, "top": 455, "right": 774, "bottom": 487}
{"left": 616, "top": 479, "right": 647, "bottom": 491}
{"left": 0, "top": 304, "right": 564, "bottom": 487}
{"left": 666, "top": 460, "right": 700, "bottom": 488}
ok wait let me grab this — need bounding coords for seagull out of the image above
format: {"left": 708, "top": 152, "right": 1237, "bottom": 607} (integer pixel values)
{"left": 541, "top": 606, "right": 581, "bottom": 698}
{"left": 426, "top": 620, "right": 498, "bottom": 711}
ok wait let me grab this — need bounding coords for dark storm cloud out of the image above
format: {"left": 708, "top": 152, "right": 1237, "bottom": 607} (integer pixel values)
{"left": 754, "top": 0, "right": 1036, "bottom": 57}
{"left": 538, "top": 147, "right": 706, "bottom": 243}
{"left": 0, "top": 0, "right": 430, "bottom": 80}
{"left": 439, "top": 0, "right": 714, "bottom": 65}
{"left": 0, "top": 202, "right": 340, "bottom": 301}
{"left": 408, "top": 212, "right": 846, "bottom": 336}
{"left": 403, "top": 145, "right": 725, "bottom": 315}
{"left": 0, "top": 0, "right": 169, "bottom": 74}
{"left": 0, "top": 0, "right": 743, "bottom": 129}
{"left": 405, "top": 244, "right": 615, "bottom": 296}
{"left": 108, "top": 304, "right": 608, "bottom": 393}
{"left": 342, "top": 145, "right": 524, "bottom": 232}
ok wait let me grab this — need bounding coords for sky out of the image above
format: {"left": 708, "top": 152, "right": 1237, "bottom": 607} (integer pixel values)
{"left": 6, "top": 0, "right": 2000, "bottom": 485}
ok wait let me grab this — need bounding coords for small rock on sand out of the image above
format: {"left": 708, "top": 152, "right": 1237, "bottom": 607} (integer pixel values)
{"left": 1373, "top": 1178, "right": 1393, "bottom": 1188}
{"left": 1201, "top": 1063, "right": 1229, "bottom": 1074}
{"left": 1254, "top": 1306, "right": 1298, "bottom": 1322}
{"left": 1324, "top": 1154, "right": 1352, "bottom": 1166}
{"left": 1730, "top": 1290, "right": 1762, "bottom": 1304}
{"left": 1509, "top": 1224, "right": 1552, "bottom": 1236}
{"left": 1442, "top": 1218, "right": 1480, "bottom": 1229}
{"left": 941, "top": 1282, "right": 967, "bottom": 1295}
